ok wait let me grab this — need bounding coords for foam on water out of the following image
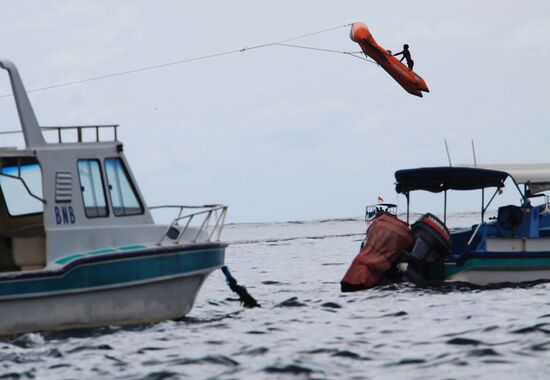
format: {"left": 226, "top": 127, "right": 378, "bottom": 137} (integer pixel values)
{"left": 2, "top": 213, "right": 550, "bottom": 379}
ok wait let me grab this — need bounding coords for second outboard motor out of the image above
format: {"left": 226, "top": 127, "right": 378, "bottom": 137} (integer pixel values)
{"left": 405, "top": 213, "right": 452, "bottom": 285}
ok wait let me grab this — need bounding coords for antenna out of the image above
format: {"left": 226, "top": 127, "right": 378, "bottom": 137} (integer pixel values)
{"left": 471, "top": 140, "right": 477, "bottom": 167}
{"left": 444, "top": 139, "right": 452, "bottom": 166}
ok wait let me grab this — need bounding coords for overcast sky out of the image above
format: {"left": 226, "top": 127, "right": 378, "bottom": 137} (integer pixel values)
{"left": 1, "top": 1, "right": 549, "bottom": 222}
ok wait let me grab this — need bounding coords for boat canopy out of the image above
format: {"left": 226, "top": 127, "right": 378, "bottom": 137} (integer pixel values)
{"left": 467, "top": 164, "right": 550, "bottom": 194}
{"left": 395, "top": 167, "right": 508, "bottom": 194}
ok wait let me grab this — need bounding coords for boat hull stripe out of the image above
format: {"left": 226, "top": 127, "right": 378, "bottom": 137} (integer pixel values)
{"left": 0, "top": 246, "right": 224, "bottom": 298}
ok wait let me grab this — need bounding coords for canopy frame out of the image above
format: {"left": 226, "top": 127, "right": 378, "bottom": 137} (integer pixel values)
{"left": 396, "top": 166, "right": 525, "bottom": 230}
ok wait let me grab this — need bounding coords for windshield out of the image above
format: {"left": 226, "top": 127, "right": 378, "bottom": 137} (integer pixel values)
{"left": 0, "top": 163, "right": 43, "bottom": 216}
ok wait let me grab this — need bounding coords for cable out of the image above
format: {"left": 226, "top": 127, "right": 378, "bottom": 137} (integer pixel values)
{"left": 0, "top": 23, "right": 354, "bottom": 98}
{"left": 0, "top": 49, "right": 245, "bottom": 97}
{"left": 273, "top": 43, "right": 376, "bottom": 64}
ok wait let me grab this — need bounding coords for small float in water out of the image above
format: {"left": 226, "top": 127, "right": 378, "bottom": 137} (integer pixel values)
{"left": 349, "top": 22, "right": 429, "bottom": 97}
{"left": 342, "top": 165, "right": 550, "bottom": 289}
{"left": 0, "top": 59, "right": 228, "bottom": 335}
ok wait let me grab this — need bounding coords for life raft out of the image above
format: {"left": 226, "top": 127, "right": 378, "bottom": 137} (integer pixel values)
{"left": 341, "top": 213, "right": 413, "bottom": 291}
{"left": 350, "top": 22, "right": 429, "bottom": 97}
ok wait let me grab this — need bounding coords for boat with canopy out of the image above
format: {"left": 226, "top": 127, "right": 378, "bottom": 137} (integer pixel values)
{"left": 342, "top": 164, "right": 550, "bottom": 289}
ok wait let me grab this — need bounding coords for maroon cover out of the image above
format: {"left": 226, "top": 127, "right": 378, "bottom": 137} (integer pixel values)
{"left": 341, "top": 214, "right": 413, "bottom": 291}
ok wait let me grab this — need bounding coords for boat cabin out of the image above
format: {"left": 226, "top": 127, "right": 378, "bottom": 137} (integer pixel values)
{"left": 0, "top": 60, "right": 156, "bottom": 273}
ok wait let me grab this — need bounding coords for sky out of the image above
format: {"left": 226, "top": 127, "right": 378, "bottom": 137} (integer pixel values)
{"left": 1, "top": 1, "right": 549, "bottom": 223}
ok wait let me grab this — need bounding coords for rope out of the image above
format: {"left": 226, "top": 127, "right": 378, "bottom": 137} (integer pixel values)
{"left": 221, "top": 266, "right": 260, "bottom": 308}
{"left": 273, "top": 43, "right": 376, "bottom": 64}
{"left": 0, "top": 23, "right": 354, "bottom": 98}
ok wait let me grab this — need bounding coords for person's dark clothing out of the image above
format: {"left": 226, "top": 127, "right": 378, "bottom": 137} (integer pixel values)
{"left": 394, "top": 48, "right": 414, "bottom": 71}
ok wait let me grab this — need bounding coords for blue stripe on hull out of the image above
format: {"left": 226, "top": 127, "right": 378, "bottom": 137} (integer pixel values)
{"left": 0, "top": 248, "right": 225, "bottom": 298}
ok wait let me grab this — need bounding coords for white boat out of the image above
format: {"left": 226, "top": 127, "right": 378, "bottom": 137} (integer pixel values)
{"left": 364, "top": 203, "right": 397, "bottom": 222}
{"left": 0, "top": 59, "right": 227, "bottom": 335}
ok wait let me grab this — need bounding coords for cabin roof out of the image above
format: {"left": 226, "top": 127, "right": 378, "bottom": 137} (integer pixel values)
{"left": 461, "top": 164, "right": 550, "bottom": 194}
{"left": 0, "top": 148, "right": 35, "bottom": 158}
{"left": 394, "top": 166, "right": 508, "bottom": 193}
{"left": 471, "top": 164, "right": 550, "bottom": 185}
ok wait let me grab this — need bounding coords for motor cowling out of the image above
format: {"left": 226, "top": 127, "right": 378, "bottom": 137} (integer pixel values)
{"left": 405, "top": 213, "right": 452, "bottom": 284}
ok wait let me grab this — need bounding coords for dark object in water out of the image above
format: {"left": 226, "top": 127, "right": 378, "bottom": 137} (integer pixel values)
{"left": 277, "top": 297, "right": 305, "bottom": 307}
{"left": 221, "top": 266, "right": 260, "bottom": 308}
{"left": 341, "top": 214, "right": 413, "bottom": 292}
{"left": 405, "top": 213, "right": 452, "bottom": 284}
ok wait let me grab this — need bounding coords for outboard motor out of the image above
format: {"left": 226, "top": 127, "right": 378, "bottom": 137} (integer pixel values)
{"left": 405, "top": 213, "right": 452, "bottom": 285}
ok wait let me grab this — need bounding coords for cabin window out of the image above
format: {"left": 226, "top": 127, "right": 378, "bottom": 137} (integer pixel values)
{"left": 104, "top": 158, "right": 143, "bottom": 216}
{"left": 0, "top": 163, "right": 43, "bottom": 216}
{"left": 77, "top": 160, "right": 108, "bottom": 218}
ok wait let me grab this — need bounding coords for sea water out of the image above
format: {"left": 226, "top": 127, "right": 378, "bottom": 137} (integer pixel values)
{"left": 2, "top": 213, "right": 550, "bottom": 379}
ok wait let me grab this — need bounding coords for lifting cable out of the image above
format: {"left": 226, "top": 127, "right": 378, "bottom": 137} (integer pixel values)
{"left": 273, "top": 43, "right": 375, "bottom": 64}
{"left": 0, "top": 22, "right": 374, "bottom": 99}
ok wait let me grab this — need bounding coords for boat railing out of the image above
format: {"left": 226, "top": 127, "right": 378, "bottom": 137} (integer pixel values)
{"left": 149, "top": 204, "right": 228, "bottom": 245}
{"left": 41, "top": 125, "right": 119, "bottom": 143}
{"left": 0, "top": 125, "right": 119, "bottom": 144}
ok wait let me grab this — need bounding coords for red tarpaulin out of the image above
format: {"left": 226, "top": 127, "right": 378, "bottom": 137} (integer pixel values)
{"left": 341, "top": 214, "right": 413, "bottom": 291}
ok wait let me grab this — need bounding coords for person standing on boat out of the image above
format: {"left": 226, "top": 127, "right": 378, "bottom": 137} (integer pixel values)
{"left": 393, "top": 44, "right": 414, "bottom": 71}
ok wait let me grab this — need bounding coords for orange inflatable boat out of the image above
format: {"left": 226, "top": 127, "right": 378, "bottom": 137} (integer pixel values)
{"left": 350, "top": 22, "right": 429, "bottom": 97}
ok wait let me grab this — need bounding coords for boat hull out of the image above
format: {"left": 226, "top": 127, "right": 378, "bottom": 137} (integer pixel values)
{"left": 0, "top": 244, "right": 225, "bottom": 335}
{"left": 444, "top": 254, "right": 550, "bottom": 286}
